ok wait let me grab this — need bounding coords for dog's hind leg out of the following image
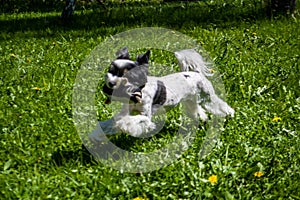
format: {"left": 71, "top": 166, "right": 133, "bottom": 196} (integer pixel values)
{"left": 183, "top": 97, "right": 208, "bottom": 121}
{"left": 197, "top": 80, "right": 234, "bottom": 117}
{"left": 196, "top": 79, "right": 235, "bottom": 117}
{"left": 203, "top": 95, "right": 235, "bottom": 117}
{"left": 197, "top": 104, "right": 208, "bottom": 121}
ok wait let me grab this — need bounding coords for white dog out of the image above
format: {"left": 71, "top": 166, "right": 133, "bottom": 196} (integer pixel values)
{"left": 90, "top": 47, "right": 234, "bottom": 140}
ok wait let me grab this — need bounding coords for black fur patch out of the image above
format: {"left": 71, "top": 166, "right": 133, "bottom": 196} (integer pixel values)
{"left": 102, "top": 84, "right": 113, "bottom": 96}
{"left": 153, "top": 81, "right": 167, "bottom": 105}
{"left": 183, "top": 74, "right": 190, "bottom": 78}
{"left": 129, "top": 85, "right": 144, "bottom": 104}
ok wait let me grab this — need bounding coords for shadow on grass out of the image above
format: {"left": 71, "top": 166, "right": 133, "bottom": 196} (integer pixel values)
{"left": 0, "top": 2, "right": 268, "bottom": 34}
{"left": 50, "top": 123, "right": 186, "bottom": 166}
{"left": 52, "top": 144, "right": 97, "bottom": 166}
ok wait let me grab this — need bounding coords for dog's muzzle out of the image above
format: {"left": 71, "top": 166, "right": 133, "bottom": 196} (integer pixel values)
{"left": 105, "top": 73, "right": 128, "bottom": 90}
{"left": 107, "top": 81, "right": 116, "bottom": 88}
{"left": 105, "top": 73, "right": 117, "bottom": 89}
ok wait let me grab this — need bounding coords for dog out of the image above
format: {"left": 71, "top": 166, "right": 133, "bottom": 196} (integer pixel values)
{"left": 90, "top": 47, "right": 234, "bottom": 140}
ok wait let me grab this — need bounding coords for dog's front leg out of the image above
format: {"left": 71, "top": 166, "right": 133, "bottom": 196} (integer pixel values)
{"left": 140, "top": 94, "right": 153, "bottom": 118}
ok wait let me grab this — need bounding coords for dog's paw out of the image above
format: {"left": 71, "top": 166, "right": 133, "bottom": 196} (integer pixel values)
{"left": 204, "top": 99, "right": 235, "bottom": 118}
{"left": 226, "top": 106, "right": 235, "bottom": 117}
{"left": 198, "top": 111, "right": 208, "bottom": 121}
{"left": 115, "top": 115, "right": 156, "bottom": 137}
{"left": 220, "top": 103, "right": 235, "bottom": 117}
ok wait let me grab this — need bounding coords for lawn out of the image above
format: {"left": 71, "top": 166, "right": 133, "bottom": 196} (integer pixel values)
{"left": 0, "top": 0, "right": 299, "bottom": 199}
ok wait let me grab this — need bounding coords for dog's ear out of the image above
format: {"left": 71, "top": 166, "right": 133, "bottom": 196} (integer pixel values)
{"left": 136, "top": 50, "right": 150, "bottom": 65}
{"left": 116, "top": 47, "right": 130, "bottom": 59}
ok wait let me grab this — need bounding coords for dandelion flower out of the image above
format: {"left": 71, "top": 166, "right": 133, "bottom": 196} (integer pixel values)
{"left": 133, "top": 197, "right": 148, "bottom": 200}
{"left": 33, "top": 87, "right": 41, "bottom": 91}
{"left": 10, "top": 53, "right": 17, "bottom": 58}
{"left": 210, "top": 69, "right": 216, "bottom": 73}
{"left": 208, "top": 175, "right": 217, "bottom": 184}
{"left": 272, "top": 116, "right": 282, "bottom": 122}
{"left": 254, "top": 171, "right": 263, "bottom": 177}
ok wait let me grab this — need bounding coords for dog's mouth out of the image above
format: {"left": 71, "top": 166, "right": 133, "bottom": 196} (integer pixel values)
{"left": 102, "top": 83, "right": 113, "bottom": 104}
{"left": 102, "top": 82, "right": 143, "bottom": 105}
{"left": 102, "top": 81, "right": 133, "bottom": 104}
{"left": 105, "top": 72, "right": 128, "bottom": 89}
{"left": 107, "top": 82, "right": 116, "bottom": 89}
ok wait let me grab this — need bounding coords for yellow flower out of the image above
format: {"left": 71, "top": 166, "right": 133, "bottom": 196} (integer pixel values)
{"left": 272, "top": 116, "right": 282, "bottom": 122}
{"left": 33, "top": 87, "right": 41, "bottom": 91}
{"left": 254, "top": 171, "right": 263, "bottom": 177}
{"left": 133, "top": 197, "right": 148, "bottom": 200}
{"left": 208, "top": 175, "right": 217, "bottom": 184}
{"left": 10, "top": 53, "right": 17, "bottom": 58}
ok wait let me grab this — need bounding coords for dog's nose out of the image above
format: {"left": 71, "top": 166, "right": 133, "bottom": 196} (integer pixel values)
{"left": 108, "top": 82, "right": 116, "bottom": 88}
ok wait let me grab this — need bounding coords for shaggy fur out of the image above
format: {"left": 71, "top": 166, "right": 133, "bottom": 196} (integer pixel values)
{"left": 90, "top": 47, "right": 234, "bottom": 141}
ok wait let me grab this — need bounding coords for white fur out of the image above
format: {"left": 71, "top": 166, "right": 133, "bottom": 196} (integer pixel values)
{"left": 90, "top": 49, "right": 234, "bottom": 141}
{"left": 115, "top": 115, "right": 156, "bottom": 137}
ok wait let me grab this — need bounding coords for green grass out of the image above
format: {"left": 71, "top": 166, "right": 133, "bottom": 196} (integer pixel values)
{"left": 0, "top": 1, "right": 299, "bottom": 199}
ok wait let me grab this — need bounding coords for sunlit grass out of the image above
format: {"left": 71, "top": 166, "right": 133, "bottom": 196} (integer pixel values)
{"left": 0, "top": 1, "right": 299, "bottom": 199}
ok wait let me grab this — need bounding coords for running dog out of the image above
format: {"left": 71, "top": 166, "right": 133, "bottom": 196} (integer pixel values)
{"left": 93, "top": 47, "right": 234, "bottom": 138}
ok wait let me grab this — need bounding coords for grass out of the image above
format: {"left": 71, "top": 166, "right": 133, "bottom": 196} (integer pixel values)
{"left": 0, "top": 0, "right": 299, "bottom": 199}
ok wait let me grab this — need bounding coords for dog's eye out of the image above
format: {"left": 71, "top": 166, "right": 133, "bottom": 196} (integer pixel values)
{"left": 113, "top": 69, "right": 122, "bottom": 77}
{"left": 108, "top": 65, "right": 117, "bottom": 75}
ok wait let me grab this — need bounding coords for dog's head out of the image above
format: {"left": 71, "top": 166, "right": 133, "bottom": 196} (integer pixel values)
{"left": 103, "top": 47, "right": 150, "bottom": 103}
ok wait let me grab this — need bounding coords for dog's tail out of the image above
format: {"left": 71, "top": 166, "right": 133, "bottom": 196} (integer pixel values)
{"left": 174, "top": 49, "right": 213, "bottom": 77}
